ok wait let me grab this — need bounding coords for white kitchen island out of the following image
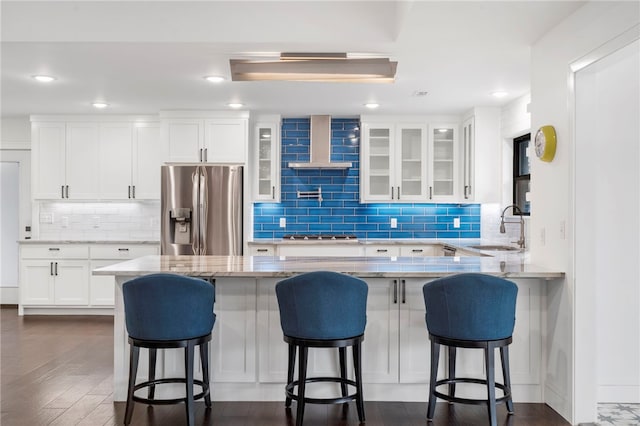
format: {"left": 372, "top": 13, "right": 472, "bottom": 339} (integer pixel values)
{"left": 94, "top": 254, "right": 563, "bottom": 403}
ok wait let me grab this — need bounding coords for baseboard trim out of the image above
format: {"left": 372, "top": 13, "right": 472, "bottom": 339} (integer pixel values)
{"left": 598, "top": 385, "right": 640, "bottom": 403}
{"left": 0, "top": 287, "right": 19, "bottom": 304}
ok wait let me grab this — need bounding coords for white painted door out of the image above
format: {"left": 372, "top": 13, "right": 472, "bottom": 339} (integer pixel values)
{"left": 398, "top": 279, "right": 432, "bottom": 383}
{"left": 53, "top": 260, "right": 89, "bottom": 305}
{"left": 65, "top": 123, "right": 100, "bottom": 199}
{"left": 99, "top": 122, "right": 133, "bottom": 200}
{"left": 204, "top": 119, "right": 247, "bottom": 163}
{"left": 132, "top": 123, "right": 164, "bottom": 199}
{"left": 31, "top": 122, "right": 66, "bottom": 199}
{"left": 20, "top": 260, "right": 55, "bottom": 305}
{"left": 211, "top": 278, "right": 257, "bottom": 382}
{"left": 89, "top": 260, "right": 116, "bottom": 306}
{"left": 361, "top": 278, "right": 399, "bottom": 383}
{"left": 164, "top": 119, "right": 203, "bottom": 162}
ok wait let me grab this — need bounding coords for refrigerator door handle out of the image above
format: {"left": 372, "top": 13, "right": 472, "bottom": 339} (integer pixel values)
{"left": 191, "top": 169, "right": 200, "bottom": 255}
{"left": 199, "top": 167, "right": 208, "bottom": 254}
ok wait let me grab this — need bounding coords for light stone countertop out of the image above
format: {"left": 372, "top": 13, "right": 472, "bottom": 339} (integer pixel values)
{"left": 93, "top": 254, "right": 563, "bottom": 279}
{"left": 19, "top": 240, "right": 160, "bottom": 245}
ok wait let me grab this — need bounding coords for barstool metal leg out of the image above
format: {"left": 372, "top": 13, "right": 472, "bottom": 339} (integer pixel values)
{"left": 353, "top": 342, "right": 365, "bottom": 422}
{"left": 500, "top": 346, "right": 514, "bottom": 414}
{"left": 427, "top": 340, "right": 440, "bottom": 421}
{"left": 485, "top": 344, "right": 497, "bottom": 426}
{"left": 200, "top": 342, "right": 212, "bottom": 407}
{"left": 124, "top": 344, "right": 140, "bottom": 425}
{"left": 296, "top": 346, "right": 308, "bottom": 426}
{"left": 286, "top": 344, "right": 296, "bottom": 408}
{"left": 185, "top": 342, "right": 195, "bottom": 426}
{"left": 339, "top": 347, "right": 348, "bottom": 399}
{"left": 148, "top": 348, "right": 157, "bottom": 401}
{"left": 448, "top": 346, "right": 456, "bottom": 402}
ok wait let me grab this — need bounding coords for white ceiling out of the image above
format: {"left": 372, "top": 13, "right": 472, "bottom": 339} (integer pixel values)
{"left": 1, "top": 1, "right": 585, "bottom": 118}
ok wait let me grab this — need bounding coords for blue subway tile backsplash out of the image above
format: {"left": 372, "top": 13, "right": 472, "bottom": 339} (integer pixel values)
{"left": 253, "top": 118, "right": 481, "bottom": 239}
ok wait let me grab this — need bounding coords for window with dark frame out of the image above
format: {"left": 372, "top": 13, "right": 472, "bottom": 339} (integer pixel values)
{"left": 513, "top": 133, "right": 531, "bottom": 215}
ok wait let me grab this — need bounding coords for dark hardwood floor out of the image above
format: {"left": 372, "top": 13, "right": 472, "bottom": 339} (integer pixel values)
{"left": 0, "top": 307, "right": 569, "bottom": 425}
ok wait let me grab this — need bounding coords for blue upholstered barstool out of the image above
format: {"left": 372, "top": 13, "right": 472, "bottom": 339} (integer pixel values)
{"left": 422, "top": 273, "right": 518, "bottom": 426}
{"left": 276, "top": 271, "right": 368, "bottom": 426}
{"left": 122, "top": 273, "right": 216, "bottom": 426}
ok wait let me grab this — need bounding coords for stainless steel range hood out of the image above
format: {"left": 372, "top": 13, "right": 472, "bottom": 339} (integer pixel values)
{"left": 288, "top": 115, "right": 353, "bottom": 169}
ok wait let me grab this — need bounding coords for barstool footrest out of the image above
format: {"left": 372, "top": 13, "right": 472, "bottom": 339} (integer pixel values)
{"left": 132, "top": 378, "right": 210, "bottom": 406}
{"left": 286, "top": 376, "right": 359, "bottom": 405}
{"left": 434, "top": 377, "right": 511, "bottom": 406}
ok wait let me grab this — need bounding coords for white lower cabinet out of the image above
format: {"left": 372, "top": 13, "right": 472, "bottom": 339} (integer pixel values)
{"left": 277, "top": 244, "right": 363, "bottom": 257}
{"left": 19, "top": 243, "right": 159, "bottom": 314}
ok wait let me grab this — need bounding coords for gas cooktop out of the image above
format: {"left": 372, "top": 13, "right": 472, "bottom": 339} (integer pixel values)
{"left": 282, "top": 234, "right": 358, "bottom": 241}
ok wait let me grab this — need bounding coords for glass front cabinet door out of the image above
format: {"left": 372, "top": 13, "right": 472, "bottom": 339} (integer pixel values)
{"left": 254, "top": 123, "right": 280, "bottom": 201}
{"left": 428, "top": 124, "right": 459, "bottom": 201}
{"left": 361, "top": 123, "right": 394, "bottom": 202}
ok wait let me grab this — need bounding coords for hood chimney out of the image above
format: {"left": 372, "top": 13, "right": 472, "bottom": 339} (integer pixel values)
{"left": 288, "top": 115, "right": 353, "bottom": 169}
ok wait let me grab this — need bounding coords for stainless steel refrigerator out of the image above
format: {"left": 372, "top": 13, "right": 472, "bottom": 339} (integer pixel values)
{"left": 161, "top": 164, "right": 243, "bottom": 255}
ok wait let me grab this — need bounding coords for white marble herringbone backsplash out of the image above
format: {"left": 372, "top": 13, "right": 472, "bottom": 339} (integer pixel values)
{"left": 36, "top": 201, "right": 161, "bottom": 241}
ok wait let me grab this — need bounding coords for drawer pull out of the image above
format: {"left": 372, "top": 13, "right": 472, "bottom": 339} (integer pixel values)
{"left": 118, "top": 248, "right": 130, "bottom": 251}
{"left": 412, "top": 249, "right": 423, "bottom": 253}
{"left": 48, "top": 248, "right": 60, "bottom": 251}
{"left": 376, "top": 249, "right": 388, "bottom": 253}
{"left": 256, "top": 249, "right": 268, "bottom": 252}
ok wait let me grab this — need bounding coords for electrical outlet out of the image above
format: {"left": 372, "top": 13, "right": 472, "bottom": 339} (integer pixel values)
{"left": 453, "top": 217, "right": 461, "bottom": 228}
{"left": 279, "top": 217, "right": 286, "bottom": 228}
{"left": 390, "top": 218, "right": 397, "bottom": 228}
{"left": 91, "top": 215, "right": 101, "bottom": 229}
{"left": 61, "top": 216, "right": 69, "bottom": 228}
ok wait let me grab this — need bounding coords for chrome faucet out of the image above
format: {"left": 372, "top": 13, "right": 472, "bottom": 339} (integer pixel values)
{"left": 500, "top": 205, "right": 525, "bottom": 249}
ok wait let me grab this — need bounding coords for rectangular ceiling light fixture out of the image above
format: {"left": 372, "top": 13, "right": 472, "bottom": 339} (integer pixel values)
{"left": 230, "top": 53, "right": 397, "bottom": 83}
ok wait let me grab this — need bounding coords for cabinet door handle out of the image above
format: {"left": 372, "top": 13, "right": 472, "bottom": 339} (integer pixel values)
{"left": 54, "top": 262, "right": 58, "bottom": 276}
{"left": 429, "top": 186, "right": 433, "bottom": 200}
{"left": 118, "top": 248, "right": 129, "bottom": 252}
{"left": 391, "top": 187, "right": 394, "bottom": 199}
{"left": 128, "top": 185, "right": 131, "bottom": 199}
{"left": 377, "top": 249, "right": 388, "bottom": 253}
{"left": 397, "top": 186, "right": 400, "bottom": 200}
{"left": 272, "top": 186, "right": 275, "bottom": 199}
{"left": 48, "top": 247, "right": 60, "bottom": 251}
{"left": 393, "top": 280, "right": 398, "bottom": 304}
{"left": 204, "top": 148, "right": 208, "bottom": 162}
{"left": 61, "top": 186, "right": 65, "bottom": 199}
{"left": 132, "top": 186, "right": 136, "bottom": 199}
{"left": 401, "top": 279, "right": 406, "bottom": 304}
{"left": 65, "top": 185, "right": 69, "bottom": 198}
{"left": 464, "top": 185, "right": 470, "bottom": 199}
{"left": 50, "top": 262, "right": 54, "bottom": 276}
{"left": 199, "top": 148, "right": 203, "bottom": 162}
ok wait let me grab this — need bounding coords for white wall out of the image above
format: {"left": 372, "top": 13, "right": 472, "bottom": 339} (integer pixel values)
{"left": 576, "top": 39, "right": 639, "bottom": 403}
{"left": 1, "top": 117, "right": 31, "bottom": 149}
{"left": 1, "top": 163, "right": 20, "bottom": 288}
{"left": 531, "top": 2, "right": 640, "bottom": 423}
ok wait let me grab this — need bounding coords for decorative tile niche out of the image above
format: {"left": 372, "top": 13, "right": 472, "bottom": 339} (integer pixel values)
{"left": 253, "top": 118, "right": 481, "bottom": 239}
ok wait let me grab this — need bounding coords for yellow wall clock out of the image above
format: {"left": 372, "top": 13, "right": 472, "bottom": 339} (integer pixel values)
{"left": 534, "top": 125, "right": 557, "bottom": 162}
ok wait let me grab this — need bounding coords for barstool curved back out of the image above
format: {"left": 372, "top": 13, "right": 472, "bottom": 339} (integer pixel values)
{"left": 423, "top": 273, "right": 518, "bottom": 426}
{"left": 276, "top": 271, "right": 368, "bottom": 426}
{"left": 276, "top": 270, "right": 367, "bottom": 340}
{"left": 122, "top": 273, "right": 216, "bottom": 426}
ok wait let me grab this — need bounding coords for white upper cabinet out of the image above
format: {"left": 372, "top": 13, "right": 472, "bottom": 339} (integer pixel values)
{"left": 162, "top": 112, "right": 249, "bottom": 164}
{"left": 31, "top": 121, "right": 100, "bottom": 200}
{"left": 31, "top": 122, "right": 66, "bottom": 199}
{"left": 361, "top": 120, "right": 428, "bottom": 203}
{"left": 361, "top": 122, "right": 428, "bottom": 202}
{"left": 462, "top": 107, "right": 501, "bottom": 203}
{"left": 31, "top": 116, "right": 163, "bottom": 200}
{"left": 254, "top": 120, "right": 280, "bottom": 201}
{"left": 428, "top": 124, "right": 459, "bottom": 201}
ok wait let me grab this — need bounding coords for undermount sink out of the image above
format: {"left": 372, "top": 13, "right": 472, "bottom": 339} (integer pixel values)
{"left": 467, "top": 245, "right": 521, "bottom": 252}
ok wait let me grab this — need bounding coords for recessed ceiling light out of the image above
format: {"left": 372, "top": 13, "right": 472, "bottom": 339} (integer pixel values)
{"left": 491, "top": 91, "right": 509, "bottom": 98}
{"left": 413, "top": 90, "right": 429, "bottom": 97}
{"left": 32, "top": 75, "right": 56, "bottom": 83}
{"left": 204, "top": 75, "right": 225, "bottom": 83}
{"left": 92, "top": 102, "right": 109, "bottom": 109}
{"left": 227, "top": 103, "right": 244, "bottom": 109}
{"left": 364, "top": 103, "right": 379, "bottom": 109}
